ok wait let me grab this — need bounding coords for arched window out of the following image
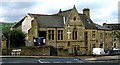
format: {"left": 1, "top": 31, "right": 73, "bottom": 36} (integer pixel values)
{"left": 72, "top": 28, "right": 77, "bottom": 40}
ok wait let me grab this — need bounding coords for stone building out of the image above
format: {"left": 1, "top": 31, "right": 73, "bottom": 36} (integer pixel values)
{"left": 103, "top": 23, "right": 120, "bottom": 49}
{"left": 12, "top": 6, "right": 112, "bottom": 55}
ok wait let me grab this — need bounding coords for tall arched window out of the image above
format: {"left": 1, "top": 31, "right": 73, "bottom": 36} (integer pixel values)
{"left": 72, "top": 28, "right": 77, "bottom": 40}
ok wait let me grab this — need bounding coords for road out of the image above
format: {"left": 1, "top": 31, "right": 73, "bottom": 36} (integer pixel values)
{"left": 1, "top": 57, "right": 119, "bottom": 63}
{"left": 2, "top": 58, "right": 40, "bottom": 63}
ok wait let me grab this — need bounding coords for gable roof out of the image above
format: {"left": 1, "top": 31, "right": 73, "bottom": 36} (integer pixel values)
{"left": 13, "top": 6, "right": 111, "bottom": 30}
{"left": 26, "top": 8, "right": 111, "bottom": 30}
{"left": 12, "top": 16, "right": 26, "bottom": 28}
{"left": 29, "top": 9, "right": 73, "bottom": 28}
{"left": 57, "top": 9, "right": 72, "bottom": 19}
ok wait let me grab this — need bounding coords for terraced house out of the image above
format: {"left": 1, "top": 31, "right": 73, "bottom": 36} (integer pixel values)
{"left": 12, "top": 6, "right": 113, "bottom": 55}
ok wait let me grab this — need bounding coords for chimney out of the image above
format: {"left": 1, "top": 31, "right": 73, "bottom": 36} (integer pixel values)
{"left": 83, "top": 8, "right": 90, "bottom": 18}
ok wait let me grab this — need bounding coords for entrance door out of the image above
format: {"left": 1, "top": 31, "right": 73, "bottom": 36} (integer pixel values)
{"left": 74, "top": 47, "right": 77, "bottom": 56}
{"left": 72, "top": 46, "right": 77, "bottom": 56}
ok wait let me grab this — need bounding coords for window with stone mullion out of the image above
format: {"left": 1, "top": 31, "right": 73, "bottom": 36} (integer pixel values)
{"left": 92, "top": 31, "right": 95, "bottom": 39}
{"left": 48, "top": 30, "right": 54, "bottom": 40}
{"left": 58, "top": 30, "right": 63, "bottom": 40}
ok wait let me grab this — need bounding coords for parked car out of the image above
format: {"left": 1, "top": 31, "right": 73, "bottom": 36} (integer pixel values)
{"left": 92, "top": 48, "right": 105, "bottom": 56}
{"left": 105, "top": 48, "right": 120, "bottom": 55}
{"left": 112, "top": 48, "right": 120, "bottom": 55}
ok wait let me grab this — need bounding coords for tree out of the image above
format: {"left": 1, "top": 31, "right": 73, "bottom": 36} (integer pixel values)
{"left": 1, "top": 22, "right": 15, "bottom": 33}
{"left": 3, "top": 30, "right": 26, "bottom": 48}
{"left": 111, "top": 30, "right": 120, "bottom": 48}
{"left": 112, "top": 30, "right": 120, "bottom": 39}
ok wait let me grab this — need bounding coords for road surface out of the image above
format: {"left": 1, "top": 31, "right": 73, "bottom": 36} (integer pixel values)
{"left": 1, "top": 57, "right": 119, "bottom": 63}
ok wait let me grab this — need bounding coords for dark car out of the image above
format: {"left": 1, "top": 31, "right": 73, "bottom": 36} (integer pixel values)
{"left": 106, "top": 49, "right": 120, "bottom": 55}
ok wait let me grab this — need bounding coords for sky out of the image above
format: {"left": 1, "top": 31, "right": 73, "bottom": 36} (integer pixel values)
{"left": 0, "top": 0, "right": 120, "bottom": 25}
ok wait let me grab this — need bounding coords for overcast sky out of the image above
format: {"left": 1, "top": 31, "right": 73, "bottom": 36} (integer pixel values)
{"left": 0, "top": 0, "right": 120, "bottom": 25}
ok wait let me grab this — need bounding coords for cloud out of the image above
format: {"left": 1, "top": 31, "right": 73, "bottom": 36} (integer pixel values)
{"left": 0, "top": 2, "right": 37, "bottom": 22}
{"left": 0, "top": 0, "right": 119, "bottom": 25}
{"left": 0, "top": 18, "right": 5, "bottom": 22}
{"left": 2, "top": 2, "right": 36, "bottom": 9}
{"left": 89, "top": 0, "right": 119, "bottom": 25}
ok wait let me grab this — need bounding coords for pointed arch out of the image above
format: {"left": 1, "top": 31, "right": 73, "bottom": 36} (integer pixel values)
{"left": 72, "top": 27, "right": 77, "bottom": 40}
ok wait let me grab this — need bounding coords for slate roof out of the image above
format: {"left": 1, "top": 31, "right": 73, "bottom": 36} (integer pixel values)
{"left": 29, "top": 9, "right": 72, "bottom": 28}
{"left": 36, "top": 15, "right": 64, "bottom": 28}
{"left": 79, "top": 14, "right": 97, "bottom": 29}
{"left": 103, "top": 23, "right": 120, "bottom": 30}
{"left": 30, "top": 8, "right": 98, "bottom": 29}
{"left": 13, "top": 7, "right": 111, "bottom": 30}
{"left": 57, "top": 9, "right": 72, "bottom": 20}
{"left": 29, "top": 8, "right": 111, "bottom": 30}
{"left": 95, "top": 24, "right": 112, "bottom": 30}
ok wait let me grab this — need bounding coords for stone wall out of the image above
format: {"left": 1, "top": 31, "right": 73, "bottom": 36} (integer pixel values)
{"left": 2, "top": 46, "right": 51, "bottom": 56}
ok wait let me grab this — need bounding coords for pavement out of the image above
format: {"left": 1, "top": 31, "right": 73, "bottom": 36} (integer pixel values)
{"left": 84, "top": 56, "right": 120, "bottom": 61}
{"left": 0, "top": 55, "right": 120, "bottom": 61}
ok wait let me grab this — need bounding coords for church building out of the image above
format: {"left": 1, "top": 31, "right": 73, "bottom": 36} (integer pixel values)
{"left": 12, "top": 6, "right": 113, "bottom": 55}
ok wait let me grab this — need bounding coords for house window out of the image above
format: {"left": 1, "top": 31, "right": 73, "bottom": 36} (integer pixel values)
{"left": 105, "top": 33, "right": 107, "bottom": 38}
{"left": 92, "top": 31, "right": 95, "bottom": 39}
{"left": 92, "top": 44, "right": 95, "bottom": 48}
{"left": 72, "top": 28, "right": 77, "bottom": 40}
{"left": 58, "top": 30, "right": 63, "bottom": 40}
{"left": 113, "top": 43, "right": 116, "bottom": 47}
{"left": 48, "top": 30, "right": 54, "bottom": 40}
{"left": 100, "top": 33, "right": 103, "bottom": 39}
{"left": 85, "top": 32, "right": 88, "bottom": 46}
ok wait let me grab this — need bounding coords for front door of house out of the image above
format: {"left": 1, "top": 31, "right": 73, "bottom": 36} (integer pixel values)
{"left": 72, "top": 46, "right": 77, "bottom": 56}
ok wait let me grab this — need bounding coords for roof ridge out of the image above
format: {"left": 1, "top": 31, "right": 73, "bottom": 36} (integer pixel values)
{"left": 28, "top": 13, "right": 63, "bottom": 16}
{"left": 59, "top": 8, "right": 72, "bottom": 13}
{"left": 28, "top": 8, "right": 73, "bottom": 16}
{"left": 29, "top": 13, "right": 51, "bottom": 16}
